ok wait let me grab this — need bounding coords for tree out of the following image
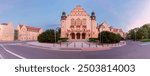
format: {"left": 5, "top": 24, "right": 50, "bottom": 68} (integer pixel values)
{"left": 14, "top": 30, "right": 18, "bottom": 40}
{"left": 127, "top": 28, "right": 139, "bottom": 40}
{"left": 142, "top": 24, "right": 150, "bottom": 38}
{"left": 38, "top": 29, "right": 59, "bottom": 43}
{"left": 128, "top": 24, "right": 150, "bottom": 40}
{"left": 136, "top": 28, "right": 149, "bottom": 39}
{"left": 98, "top": 31, "right": 121, "bottom": 43}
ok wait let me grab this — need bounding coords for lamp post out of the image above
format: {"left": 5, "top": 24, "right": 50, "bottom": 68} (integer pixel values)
{"left": 54, "top": 27, "right": 60, "bottom": 47}
{"left": 99, "top": 29, "right": 101, "bottom": 43}
{"left": 99, "top": 27, "right": 103, "bottom": 46}
{"left": 134, "top": 30, "right": 137, "bottom": 41}
{"left": 101, "top": 28, "right": 104, "bottom": 45}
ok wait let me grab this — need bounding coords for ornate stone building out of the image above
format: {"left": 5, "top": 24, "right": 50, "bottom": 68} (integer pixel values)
{"left": 60, "top": 5, "right": 98, "bottom": 40}
{"left": 61, "top": 5, "right": 127, "bottom": 40}
{"left": 17, "top": 24, "right": 43, "bottom": 41}
{"left": 97, "top": 22, "right": 127, "bottom": 39}
{"left": 0, "top": 22, "right": 14, "bottom": 41}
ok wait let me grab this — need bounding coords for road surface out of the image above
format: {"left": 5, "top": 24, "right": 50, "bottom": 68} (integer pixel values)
{"left": 0, "top": 41, "right": 150, "bottom": 59}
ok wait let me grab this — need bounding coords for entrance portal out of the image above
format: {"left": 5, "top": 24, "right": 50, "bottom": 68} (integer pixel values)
{"left": 82, "top": 33, "right": 86, "bottom": 39}
{"left": 71, "top": 33, "right": 75, "bottom": 39}
{"left": 76, "top": 33, "right": 80, "bottom": 39}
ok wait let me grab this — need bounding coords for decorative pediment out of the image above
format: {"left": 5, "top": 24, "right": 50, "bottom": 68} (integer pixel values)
{"left": 68, "top": 5, "right": 89, "bottom": 16}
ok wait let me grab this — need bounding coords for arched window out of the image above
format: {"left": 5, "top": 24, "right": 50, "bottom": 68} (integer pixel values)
{"left": 71, "top": 18, "right": 75, "bottom": 26}
{"left": 76, "top": 18, "right": 82, "bottom": 25}
{"left": 82, "top": 18, "right": 86, "bottom": 25}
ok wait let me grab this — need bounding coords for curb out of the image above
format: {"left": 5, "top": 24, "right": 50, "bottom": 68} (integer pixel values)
{"left": 25, "top": 41, "right": 127, "bottom": 51}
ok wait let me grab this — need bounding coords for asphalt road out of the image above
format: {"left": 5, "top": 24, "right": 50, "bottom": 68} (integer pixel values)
{"left": 0, "top": 41, "right": 150, "bottom": 59}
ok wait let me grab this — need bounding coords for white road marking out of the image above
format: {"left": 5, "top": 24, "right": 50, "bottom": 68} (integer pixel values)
{"left": 0, "top": 44, "right": 26, "bottom": 59}
{"left": 0, "top": 54, "right": 4, "bottom": 59}
{"left": 140, "top": 43, "right": 150, "bottom": 46}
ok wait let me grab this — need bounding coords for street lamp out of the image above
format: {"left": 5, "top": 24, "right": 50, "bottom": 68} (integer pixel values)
{"left": 98, "top": 27, "right": 103, "bottom": 45}
{"left": 134, "top": 30, "right": 137, "bottom": 41}
{"left": 100, "top": 28, "right": 104, "bottom": 44}
{"left": 99, "top": 28, "right": 101, "bottom": 43}
{"left": 101, "top": 28, "right": 103, "bottom": 45}
{"left": 54, "top": 27, "right": 60, "bottom": 47}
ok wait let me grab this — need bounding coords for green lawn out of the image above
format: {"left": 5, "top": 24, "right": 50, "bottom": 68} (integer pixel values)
{"left": 140, "top": 39, "right": 150, "bottom": 42}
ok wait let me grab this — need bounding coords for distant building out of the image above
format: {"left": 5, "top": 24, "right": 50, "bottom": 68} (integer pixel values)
{"left": 97, "top": 22, "right": 127, "bottom": 39}
{"left": 0, "top": 22, "right": 14, "bottom": 41}
{"left": 17, "top": 25, "right": 43, "bottom": 41}
{"left": 60, "top": 5, "right": 98, "bottom": 40}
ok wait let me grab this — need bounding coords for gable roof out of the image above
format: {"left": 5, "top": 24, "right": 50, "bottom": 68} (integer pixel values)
{"left": 19, "top": 25, "right": 24, "bottom": 29}
{"left": 1, "top": 23, "right": 8, "bottom": 25}
{"left": 97, "top": 22, "right": 111, "bottom": 29}
{"left": 19, "top": 24, "right": 42, "bottom": 32}
{"left": 68, "top": 5, "right": 89, "bottom": 16}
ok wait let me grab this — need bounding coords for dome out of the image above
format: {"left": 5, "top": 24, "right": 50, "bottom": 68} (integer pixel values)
{"left": 91, "top": 12, "right": 95, "bottom": 16}
{"left": 62, "top": 11, "right": 66, "bottom": 16}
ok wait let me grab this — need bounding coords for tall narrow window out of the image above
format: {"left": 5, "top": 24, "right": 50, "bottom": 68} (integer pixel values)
{"left": 71, "top": 18, "right": 75, "bottom": 26}
{"left": 76, "top": 18, "right": 82, "bottom": 25}
{"left": 82, "top": 18, "right": 86, "bottom": 25}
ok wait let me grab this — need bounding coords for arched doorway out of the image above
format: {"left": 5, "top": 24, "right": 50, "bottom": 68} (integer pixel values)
{"left": 76, "top": 33, "right": 80, "bottom": 39}
{"left": 82, "top": 33, "right": 86, "bottom": 39}
{"left": 71, "top": 33, "right": 75, "bottom": 39}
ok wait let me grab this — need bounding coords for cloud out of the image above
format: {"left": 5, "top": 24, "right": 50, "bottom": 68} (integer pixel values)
{"left": 127, "top": 0, "right": 150, "bottom": 30}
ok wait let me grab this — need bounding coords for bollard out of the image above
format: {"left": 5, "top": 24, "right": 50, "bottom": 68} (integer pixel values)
{"left": 96, "top": 43, "right": 97, "bottom": 47}
{"left": 67, "top": 43, "right": 68, "bottom": 48}
{"left": 74, "top": 42, "right": 76, "bottom": 48}
{"left": 82, "top": 42, "right": 83, "bottom": 48}
{"left": 89, "top": 43, "right": 90, "bottom": 48}
{"left": 60, "top": 42, "right": 61, "bottom": 48}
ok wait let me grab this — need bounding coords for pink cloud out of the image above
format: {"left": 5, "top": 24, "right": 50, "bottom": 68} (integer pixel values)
{"left": 93, "top": 0, "right": 118, "bottom": 15}
{"left": 127, "top": 0, "right": 150, "bottom": 30}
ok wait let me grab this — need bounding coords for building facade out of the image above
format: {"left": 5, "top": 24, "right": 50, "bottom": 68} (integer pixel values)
{"left": 97, "top": 22, "right": 127, "bottom": 39}
{"left": 60, "top": 5, "right": 98, "bottom": 40}
{"left": 0, "top": 22, "right": 14, "bottom": 41}
{"left": 17, "top": 25, "right": 43, "bottom": 41}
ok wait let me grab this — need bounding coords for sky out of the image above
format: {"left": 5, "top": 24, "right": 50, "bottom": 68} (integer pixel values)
{"left": 0, "top": 0, "right": 150, "bottom": 32}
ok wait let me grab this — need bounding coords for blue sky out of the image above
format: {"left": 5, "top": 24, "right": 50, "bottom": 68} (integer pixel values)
{"left": 0, "top": 0, "right": 150, "bottom": 32}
